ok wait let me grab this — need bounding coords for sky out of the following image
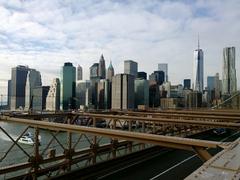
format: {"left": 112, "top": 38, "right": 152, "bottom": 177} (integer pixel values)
{"left": 0, "top": 0, "right": 240, "bottom": 98}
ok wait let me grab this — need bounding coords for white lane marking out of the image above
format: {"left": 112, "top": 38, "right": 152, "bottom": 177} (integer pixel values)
{"left": 149, "top": 131, "right": 240, "bottom": 180}
{"left": 149, "top": 154, "right": 197, "bottom": 180}
{"left": 219, "top": 131, "right": 240, "bottom": 142}
{"left": 98, "top": 149, "right": 171, "bottom": 179}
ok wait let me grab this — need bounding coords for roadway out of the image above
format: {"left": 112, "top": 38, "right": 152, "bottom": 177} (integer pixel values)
{"left": 99, "top": 130, "right": 240, "bottom": 180}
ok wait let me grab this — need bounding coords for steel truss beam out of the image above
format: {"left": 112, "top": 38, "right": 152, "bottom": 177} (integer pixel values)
{"left": 0, "top": 116, "right": 228, "bottom": 161}
{"left": 110, "top": 111, "right": 240, "bottom": 122}
{"left": 75, "top": 113, "right": 240, "bottom": 129}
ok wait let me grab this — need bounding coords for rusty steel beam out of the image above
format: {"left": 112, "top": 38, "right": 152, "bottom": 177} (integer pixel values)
{"left": 75, "top": 113, "right": 240, "bottom": 129}
{"left": 0, "top": 116, "right": 224, "bottom": 151}
{"left": 0, "top": 141, "right": 130, "bottom": 175}
{"left": 6, "top": 112, "right": 72, "bottom": 119}
{"left": 6, "top": 110, "right": 240, "bottom": 122}
{"left": 111, "top": 111, "right": 240, "bottom": 122}
{"left": 193, "top": 147, "right": 212, "bottom": 161}
{"left": 137, "top": 109, "right": 240, "bottom": 117}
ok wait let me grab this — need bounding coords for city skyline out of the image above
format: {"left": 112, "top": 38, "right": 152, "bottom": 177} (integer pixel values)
{"left": 0, "top": 0, "right": 240, "bottom": 96}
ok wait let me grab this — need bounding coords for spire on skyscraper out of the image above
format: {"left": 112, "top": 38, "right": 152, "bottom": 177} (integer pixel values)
{"left": 193, "top": 35, "right": 204, "bottom": 92}
{"left": 108, "top": 60, "right": 113, "bottom": 69}
{"left": 100, "top": 54, "right": 104, "bottom": 61}
{"left": 107, "top": 60, "right": 114, "bottom": 81}
{"left": 99, "top": 54, "right": 106, "bottom": 79}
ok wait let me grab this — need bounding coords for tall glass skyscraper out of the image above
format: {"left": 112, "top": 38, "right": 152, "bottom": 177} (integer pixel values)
{"left": 25, "top": 69, "right": 42, "bottom": 110}
{"left": 158, "top": 63, "right": 168, "bottom": 82}
{"left": 10, "top": 65, "right": 29, "bottom": 110}
{"left": 77, "top": 65, "right": 82, "bottom": 81}
{"left": 124, "top": 60, "right": 138, "bottom": 78}
{"left": 60, "top": 62, "right": 76, "bottom": 110}
{"left": 90, "top": 63, "right": 99, "bottom": 81}
{"left": 222, "top": 47, "right": 237, "bottom": 95}
{"left": 193, "top": 39, "right": 204, "bottom": 92}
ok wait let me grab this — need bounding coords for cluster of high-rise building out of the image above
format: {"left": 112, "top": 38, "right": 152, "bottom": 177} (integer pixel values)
{"left": 7, "top": 44, "right": 238, "bottom": 111}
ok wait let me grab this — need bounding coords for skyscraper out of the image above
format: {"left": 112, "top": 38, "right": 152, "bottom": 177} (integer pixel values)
{"left": 207, "top": 76, "right": 215, "bottom": 92}
{"left": 137, "top": 72, "right": 147, "bottom": 80}
{"left": 90, "top": 63, "right": 99, "bottom": 81}
{"left": 207, "top": 76, "right": 215, "bottom": 102}
{"left": 90, "top": 63, "right": 100, "bottom": 108}
{"left": 25, "top": 69, "right": 42, "bottom": 110}
{"left": 124, "top": 60, "right": 138, "bottom": 78}
{"left": 222, "top": 47, "right": 237, "bottom": 95}
{"left": 98, "top": 54, "right": 106, "bottom": 79}
{"left": 76, "top": 80, "right": 91, "bottom": 108}
{"left": 112, "top": 74, "right": 134, "bottom": 110}
{"left": 10, "top": 65, "right": 29, "bottom": 110}
{"left": 32, "top": 86, "right": 49, "bottom": 111}
{"left": 183, "top": 79, "right": 191, "bottom": 89}
{"left": 97, "top": 79, "right": 111, "bottom": 109}
{"left": 77, "top": 65, "right": 83, "bottom": 81}
{"left": 60, "top": 62, "right": 76, "bottom": 110}
{"left": 46, "top": 78, "right": 60, "bottom": 111}
{"left": 107, "top": 61, "right": 114, "bottom": 81}
{"left": 158, "top": 63, "right": 168, "bottom": 82}
{"left": 193, "top": 38, "right": 204, "bottom": 92}
{"left": 149, "top": 71, "right": 165, "bottom": 85}
{"left": 134, "top": 79, "right": 149, "bottom": 108}
{"left": 149, "top": 80, "right": 160, "bottom": 107}
{"left": 214, "top": 73, "right": 221, "bottom": 99}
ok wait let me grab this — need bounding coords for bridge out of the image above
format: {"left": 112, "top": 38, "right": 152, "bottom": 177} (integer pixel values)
{"left": 0, "top": 109, "right": 240, "bottom": 179}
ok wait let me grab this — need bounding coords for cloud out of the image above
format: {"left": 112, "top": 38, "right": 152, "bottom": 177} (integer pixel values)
{"left": 0, "top": 0, "right": 240, "bottom": 96}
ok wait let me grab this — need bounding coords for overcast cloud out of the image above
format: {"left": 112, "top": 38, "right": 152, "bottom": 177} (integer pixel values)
{"left": 0, "top": 0, "right": 240, "bottom": 96}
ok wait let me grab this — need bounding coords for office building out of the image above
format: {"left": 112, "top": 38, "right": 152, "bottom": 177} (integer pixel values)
{"left": 149, "top": 80, "right": 160, "bottom": 107}
{"left": 85, "top": 87, "right": 93, "bottom": 109}
{"left": 134, "top": 79, "right": 149, "bottom": 108}
{"left": 76, "top": 80, "right": 91, "bottom": 108}
{"left": 99, "top": 54, "right": 106, "bottom": 79}
{"left": 112, "top": 74, "right": 134, "bottom": 110}
{"left": 158, "top": 63, "right": 168, "bottom": 82}
{"left": 97, "top": 79, "right": 111, "bottom": 109}
{"left": 60, "top": 62, "right": 76, "bottom": 110}
{"left": 207, "top": 73, "right": 222, "bottom": 103}
{"left": 207, "top": 77, "right": 215, "bottom": 89}
{"left": 137, "top": 72, "right": 147, "bottom": 80}
{"left": 160, "top": 98, "right": 184, "bottom": 109}
{"left": 107, "top": 61, "right": 114, "bottom": 81}
{"left": 25, "top": 69, "right": 42, "bottom": 110}
{"left": 160, "top": 81, "right": 171, "bottom": 98}
{"left": 149, "top": 71, "right": 165, "bottom": 85}
{"left": 10, "top": 65, "right": 29, "bottom": 110}
{"left": 170, "top": 84, "right": 183, "bottom": 98}
{"left": 46, "top": 78, "right": 60, "bottom": 111}
{"left": 214, "top": 73, "right": 221, "bottom": 99}
{"left": 186, "top": 91, "right": 202, "bottom": 108}
{"left": 77, "top": 65, "right": 83, "bottom": 81}
{"left": 32, "top": 86, "right": 49, "bottom": 111}
{"left": 183, "top": 79, "right": 191, "bottom": 89}
{"left": 193, "top": 39, "right": 204, "bottom": 92}
{"left": 124, "top": 60, "right": 138, "bottom": 78}
{"left": 222, "top": 47, "right": 237, "bottom": 95}
{"left": 90, "top": 63, "right": 100, "bottom": 81}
